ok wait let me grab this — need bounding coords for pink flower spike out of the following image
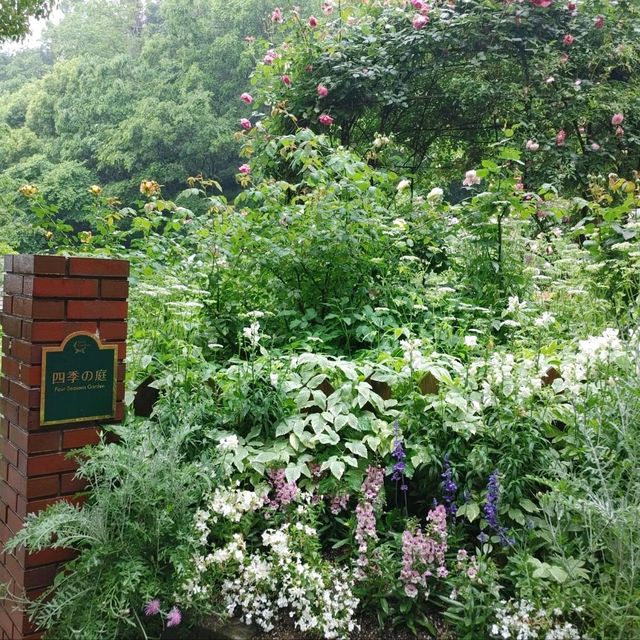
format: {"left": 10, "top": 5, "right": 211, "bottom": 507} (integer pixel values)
{"left": 144, "top": 599, "right": 161, "bottom": 616}
{"left": 317, "top": 84, "right": 329, "bottom": 98}
{"left": 308, "top": 15, "right": 318, "bottom": 27}
{"left": 319, "top": 114, "right": 334, "bottom": 126}
{"left": 611, "top": 112, "right": 624, "bottom": 126}
{"left": 563, "top": 34, "right": 574, "bottom": 46}
{"left": 594, "top": 15, "right": 604, "bottom": 28}
{"left": 240, "top": 92, "right": 253, "bottom": 104}
{"left": 412, "top": 14, "right": 429, "bottom": 29}
{"left": 240, "top": 118, "right": 252, "bottom": 130}
{"left": 238, "top": 164, "right": 251, "bottom": 174}
{"left": 281, "top": 75, "right": 292, "bottom": 86}
{"left": 556, "top": 129, "right": 566, "bottom": 146}
{"left": 166, "top": 607, "right": 182, "bottom": 628}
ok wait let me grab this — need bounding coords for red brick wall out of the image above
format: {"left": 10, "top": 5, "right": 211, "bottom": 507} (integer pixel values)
{"left": 0, "top": 255, "right": 129, "bottom": 640}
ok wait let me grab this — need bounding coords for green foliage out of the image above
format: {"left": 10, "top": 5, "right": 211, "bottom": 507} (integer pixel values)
{"left": 0, "top": 1, "right": 57, "bottom": 42}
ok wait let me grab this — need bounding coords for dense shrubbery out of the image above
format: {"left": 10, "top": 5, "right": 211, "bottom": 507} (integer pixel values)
{"left": 2, "top": 1, "right": 639, "bottom": 639}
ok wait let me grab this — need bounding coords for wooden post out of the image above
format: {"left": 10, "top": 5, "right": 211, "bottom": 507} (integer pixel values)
{"left": 0, "top": 255, "right": 129, "bottom": 639}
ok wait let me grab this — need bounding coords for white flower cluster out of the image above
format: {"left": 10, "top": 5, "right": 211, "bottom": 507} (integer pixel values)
{"left": 181, "top": 534, "right": 247, "bottom": 605}
{"left": 223, "top": 524, "right": 359, "bottom": 639}
{"left": 208, "top": 487, "right": 265, "bottom": 523}
{"left": 490, "top": 600, "right": 582, "bottom": 640}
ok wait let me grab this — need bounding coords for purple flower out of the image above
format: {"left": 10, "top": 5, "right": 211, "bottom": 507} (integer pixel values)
{"left": 166, "top": 606, "right": 182, "bottom": 628}
{"left": 483, "top": 470, "right": 514, "bottom": 546}
{"left": 144, "top": 598, "right": 161, "bottom": 616}
{"left": 362, "top": 466, "right": 385, "bottom": 503}
{"left": 390, "top": 421, "right": 408, "bottom": 492}
{"left": 441, "top": 455, "right": 457, "bottom": 516}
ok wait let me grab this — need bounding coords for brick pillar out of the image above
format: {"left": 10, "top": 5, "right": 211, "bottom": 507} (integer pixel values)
{"left": 0, "top": 255, "right": 129, "bottom": 640}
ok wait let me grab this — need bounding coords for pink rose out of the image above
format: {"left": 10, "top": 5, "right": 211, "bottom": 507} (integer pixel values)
{"left": 591, "top": 142, "right": 600, "bottom": 151}
{"left": 322, "top": 1, "right": 333, "bottom": 15}
{"left": 240, "top": 92, "right": 253, "bottom": 104}
{"left": 594, "top": 15, "right": 604, "bottom": 28}
{"left": 412, "top": 14, "right": 429, "bottom": 29}
{"left": 308, "top": 15, "right": 318, "bottom": 27}
{"left": 317, "top": 84, "right": 329, "bottom": 98}
{"left": 263, "top": 49, "right": 278, "bottom": 65}
{"left": 462, "top": 170, "right": 481, "bottom": 186}
{"left": 567, "top": 1, "right": 576, "bottom": 9}
{"left": 611, "top": 112, "right": 624, "bottom": 126}
{"left": 615, "top": 126, "right": 624, "bottom": 137}
{"left": 563, "top": 34, "right": 574, "bottom": 46}
{"left": 240, "top": 118, "right": 252, "bottom": 130}
{"left": 319, "top": 114, "right": 334, "bottom": 126}
{"left": 531, "top": 0, "right": 552, "bottom": 6}
{"left": 271, "top": 7, "right": 283, "bottom": 23}
{"left": 238, "top": 164, "right": 251, "bottom": 174}
{"left": 281, "top": 75, "right": 292, "bottom": 86}
{"left": 556, "top": 129, "right": 566, "bottom": 146}
{"left": 526, "top": 139, "right": 540, "bottom": 151}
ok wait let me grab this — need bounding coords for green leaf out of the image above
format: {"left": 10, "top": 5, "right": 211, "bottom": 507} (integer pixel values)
{"left": 329, "top": 459, "right": 346, "bottom": 480}
{"left": 346, "top": 441, "right": 368, "bottom": 457}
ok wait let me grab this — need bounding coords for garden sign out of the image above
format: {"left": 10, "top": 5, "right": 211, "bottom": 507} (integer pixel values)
{"left": 40, "top": 331, "right": 118, "bottom": 426}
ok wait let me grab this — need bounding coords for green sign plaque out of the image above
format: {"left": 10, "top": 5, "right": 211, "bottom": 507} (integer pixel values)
{"left": 40, "top": 332, "right": 118, "bottom": 426}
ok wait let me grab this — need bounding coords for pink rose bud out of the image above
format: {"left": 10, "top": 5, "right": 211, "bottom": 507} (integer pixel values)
{"left": 556, "top": 129, "right": 566, "bottom": 146}
{"left": 308, "top": 15, "right": 318, "bottom": 27}
{"left": 563, "top": 34, "right": 574, "bottom": 45}
{"left": 319, "top": 114, "right": 334, "bottom": 126}
{"left": 281, "top": 75, "right": 291, "bottom": 86}
{"left": 238, "top": 164, "right": 251, "bottom": 174}
{"left": 594, "top": 15, "right": 604, "bottom": 28}
{"left": 611, "top": 112, "right": 624, "bottom": 126}
{"left": 567, "top": 1, "right": 576, "bottom": 9}
{"left": 412, "top": 14, "right": 429, "bottom": 29}
{"left": 240, "top": 118, "right": 252, "bottom": 130}
{"left": 317, "top": 84, "right": 329, "bottom": 97}
{"left": 240, "top": 92, "right": 253, "bottom": 104}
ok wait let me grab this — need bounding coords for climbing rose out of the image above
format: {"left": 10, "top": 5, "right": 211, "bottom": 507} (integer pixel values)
{"left": 240, "top": 92, "right": 253, "bottom": 104}
{"left": 412, "top": 14, "right": 429, "bottom": 29}
{"left": 611, "top": 113, "right": 624, "bottom": 126}
{"left": 319, "top": 114, "right": 334, "bottom": 126}
{"left": 263, "top": 49, "right": 278, "bottom": 65}
{"left": 463, "top": 170, "right": 481, "bottom": 187}
{"left": 525, "top": 139, "right": 540, "bottom": 151}
{"left": 238, "top": 164, "right": 251, "bottom": 174}
{"left": 563, "top": 34, "right": 574, "bottom": 45}
{"left": 594, "top": 15, "right": 604, "bottom": 28}
{"left": 308, "top": 15, "right": 318, "bottom": 27}
{"left": 317, "top": 84, "right": 328, "bottom": 98}
{"left": 240, "top": 118, "right": 252, "bottom": 130}
{"left": 166, "top": 607, "right": 182, "bottom": 628}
